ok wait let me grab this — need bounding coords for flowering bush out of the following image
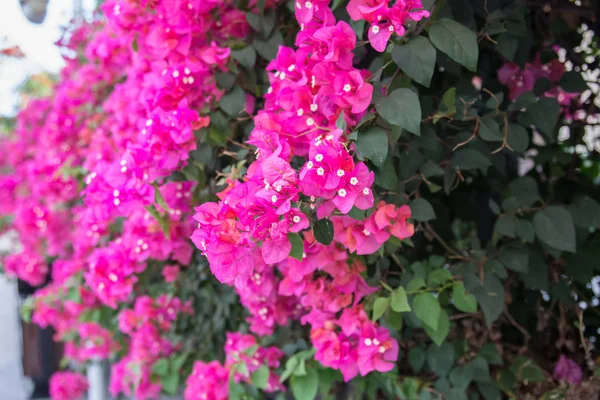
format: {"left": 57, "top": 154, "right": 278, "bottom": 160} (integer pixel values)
{"left": 1, "top": 0, "right": 600, "bottom": 399}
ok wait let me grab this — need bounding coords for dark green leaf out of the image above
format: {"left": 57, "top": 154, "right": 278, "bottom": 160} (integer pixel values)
{"left": 477, "top": 382, "right": 502, "bottom": 400}
{"left": 533, "top": 206, "right": 576, "bottom": 253}
{"left": 511, "top": 357, "right": 546, "bottom": 383}
{"left": 515, "top": 219, "right": 535, "bottom": 243}
{"left": 479, "top": 343, "right": 503, "bottom": 366}
{"left": 413, "top": 293, "right": 441, "bottom": 331}
{"left": 559, "top": 71, "right": 588, "bottom": 93}
{"left": 509, "top": 176, "right": 539, "bottom": 207}
{"left": 452, "top": 149, "right": 492, "bottom": 171}
{"left": 424, "top": 309, "right": 450, "bottom": 346}
{"left": 409, "top": 198, "right": 436, "bottom": 221}
{"left": 428, "top": 269, "right": 452, "bottom": 287}
{"left": 478, "top": 119, "right": 503, "bottom": 142}
{"left": 450, "top": 364, "right": 474, "bottom": 389}
{"left": 253, "top": 31, "right": 283, "bottom": 60}
{"left": 288, "top": 233, "right": 304, "bottom": 261}
{"left": 408, "top": 347, "right": 426, "bottom": 373}
{"left": 519, "top": 97, "right": 560, "bottom": 138}
{"left": 427, "top": 342, "right": 456, "bottom": 377}
{"left": 374, "top": 157, "right": 398, "bottom": 190}
{"left": 231, "top": 46, "right": 257, "bottom": 69}
{"left": 509, "top": 92, "right": 537, "bottom": 111}
{"left": 495, "top": 33, "right": 518, "bottom": 61}
{"left": 391, "top": 36, "right": 436, "bottom": 87}
{"left": 506, "top": 124, "right": 529, "bottom": 153}
{"left": 499, "top": 246, "right": 529, "bottom": 273}
{"left": 375, "top": 88, "right": 422, "bottom": 135}
{"left": 313, "top": 219, "right": 334, "bottom": 245}
{"left": 466, "top": 274, "right": 505, "bottom": 327}
{"left": 569, "top": 196, "right": 600, "bottom": 229}
{"left": 355, "top": 127, "right": 388, "bottom": 168}
{"left": 429, "top": 18, "right": 479, "bottom": 71}
{"left": 421, "top": 161, "right": 445, "bottom": 177}
{"left": 220, "top": 87, "right": 245, "bottom": 116}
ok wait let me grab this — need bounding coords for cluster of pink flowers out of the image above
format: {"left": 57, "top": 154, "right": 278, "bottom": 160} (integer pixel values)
{"left": 49, "top": 372, "right": 89, "bottom": 400}
{"left": 110, "top": 295, "right": 193, "bottom": 399}
{"left": 189, "top": 0, "right": 415, "bottom": 390}
{"left": 498, "top": 55, "right": 578, "bottom": 105}
{"left": 346, "top": 0, "right": 430, "bottom": 51}
{"left": 184, "top": 332, "right": 284, "bottom": 400}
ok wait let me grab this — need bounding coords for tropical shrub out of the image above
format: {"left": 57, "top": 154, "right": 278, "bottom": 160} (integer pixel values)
{"left": 1, "top": 0, "right": 600, "bottom": 399}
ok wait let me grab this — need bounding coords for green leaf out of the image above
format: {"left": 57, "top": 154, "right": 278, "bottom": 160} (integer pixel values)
{"left": 251, "top": 365, "right": 270, "bottom": 390}
{"left": 428, "top": 269, "right": 452, "bottom": 287}
{"left": 375, "top": 88, "right": 422, "bottom": 135}
{"left": 152, "top": 358, "right": 169, "bottom": 376}
{"left": 509, "top": 176, "right": 539, "bottom": 208}
{"left": 427, "top": 342, "right": 456, "bottom": 377}
{"left": 288, "top": 233, "right": 304, "bottom": 261}
{"left": 495, "top": 33, "right": 518, "bottom": 61}
{"left": 391, "top": 287, "right": 411, "bottom": 312}
{"left": 452, "top": 148, "right": 492, "bottom": 171}
{"left": 420, "top": 161, "right": 445, "bottom": 178}
{"left": 408, "top": 347, "right": 426, "bottom": 373}
{"left": 452, "top": 282, "right": 477, "bottom": 313}
{"left": 479, "top": 343, "right": 503, "bottom": 366}
{"left": 467, "top": 274, "right": 505, "bottom": 327}
{"left": 449, "top": 363, "right": 474, "bottom": 389}
{"left": 509, "top": 92, "right": 537, "bottom": 111}
{"left": 220, "top": 87, "right": 245, "bottom": 116}
{"left": 409, "top": 198, "right": 436, "bottom": 221}
{"left": 374, "top": 157, "right": 398, "bottom": 190}
{"left": 478, "top": 119, "right": 503, "bottom": 142}
{"left": 506, "top": 124, "right": 529, "bottom": 153}
{"left": 429, "top": 18, "right": 479, "bottom": 71}
{"left": 231, "top": 46, "right": 257, "bottom": 69}
{"left": 533, "top": 206, "right": 576, "bottom": 253}
{"left": 511, "top": 357, "right": 546, "bottom": 383}
{"left": 413, "top": 293, "right": 441, "bottom": 331}
{"left": 172, "top": 352, "right": 189, "bottom": 372}
{"left": 162, "top": 371, "right": 180, "bottom": 395}
{"left": 559, "top": 71, "right": 588, "bottom": 93}
{"left": 477, "top": 382, "right": 502, "bottom": 400}
{"left": 336, "top": 111, "right": 347, "bottom": 132}
{"left": 253, "top": 31, "right": 283, "bottom": 60}
{"left": 372, "top": 296, "right": 390, "bottom": 321}
{"left": 499, "top": 246, "right": 529, "bottom": 273}
{"left": 494, "top": 215, "right": 517, "bottom": 238}
{"left": 424, "top": 309, "right": 450, "bottom": 346}
{"left": 291, "top": 369, "right": 318, "bottom": 400}
{"left": 391, "top": 36, "right": 436, "bottom": 87}
{"left": 569, "top": 196, "right": 600, "bottom": 229}
{"left": 355, "top": 127, "right": 388, "bottom": 168}
{"left": 519, "top": 97, "right": 560, "bottom": 138}
{"left": 407, "top": 277, "right": 426, "bottom": 292}
{"left": 313, "top": 219, "right": 334, "bottom": 245}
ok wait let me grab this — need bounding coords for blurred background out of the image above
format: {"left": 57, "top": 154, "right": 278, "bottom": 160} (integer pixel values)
{"left": 1, "top": 2, "right": 95, "bottom": 398}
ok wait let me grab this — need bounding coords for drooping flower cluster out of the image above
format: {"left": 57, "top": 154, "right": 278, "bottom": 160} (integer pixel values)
{"left": 49, "top": 372, "right": 89, "bottom": 400}
{"left": 184, "top": 332, "right": 285, "bottom": 400}
{"left": 190, "top": 0, "right": 415, "bottom": 388}
{"left": 498, "top": 55, "right": 579, "bottom": 105}
{"left": 346, "top": 0, "right": 430, "bottom": 51}
{"left": 110, "top": 295, "right": 193, "bottom": 400}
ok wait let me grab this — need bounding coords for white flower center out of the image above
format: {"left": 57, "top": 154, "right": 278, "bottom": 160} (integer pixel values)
{"left": 297, "top": 108, "right": 304, "bottom": 116}
{"left": 363, "top": 229, "right": 370, "bottom": 236}
{"left": 293, "top": 216, "right": 301, "bottom": 223}
{"left": 315, "top": 154, "right": 324, "bottom": 162}
{"left": 306, "top": 161, "right": 314, "bottom": 169}
{"left": 362, "top": 188, "right": 370, "bottom": 195}
{"left": 350, "top": 177, "right": 358, "bottom": 185}
{"left": 271, "top": 195, "right": 278, "bottom": 203}
{"left": 364, "top": 338, "right": 372, "bottom": 346}
{"left": 372, "top": 25, "right": 380, "bottom": 34}
{"left": 343, "top": 84, "right": 352, "bottom": 92}
{"left": 338, "top": 188, "right": 347, "bottom": 197}
{"left": 336, "top": 169, "right": 345, "bottom": 177}
{"left": 306, "top": 118, "right": 315, "bottom": 126}
{"left": 317, "top": 167, "right": 325, "bottom": 176}
{"left": 310, "top": 104, "right": 318, "bottom": 112}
